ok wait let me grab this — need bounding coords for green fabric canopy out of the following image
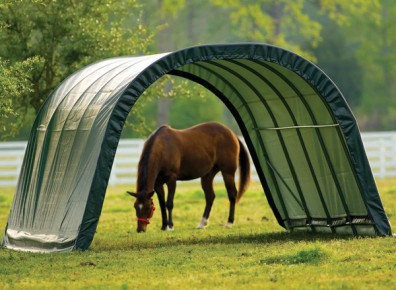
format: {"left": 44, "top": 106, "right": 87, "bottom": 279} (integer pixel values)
{"left": 2, "top": 43, "right": 392, "bottom": 253}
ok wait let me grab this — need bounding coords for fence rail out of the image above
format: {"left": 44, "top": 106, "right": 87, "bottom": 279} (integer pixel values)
{"left": 1, "top": 132, "right": 396, "bottom": 187}
{"left": 0, "top": 141, "right": 27, "bottom": 187}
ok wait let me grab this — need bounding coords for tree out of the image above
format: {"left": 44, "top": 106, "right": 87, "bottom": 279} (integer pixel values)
{"left": 345, "top": 0, "right": 396, "bottom": 130}
{"left": 0, "top": 0, "right": 155, "bottom": 116}
{"left": 0, "top": 57, "right": 40, "bottom": 139}
{"left": 309, "top": 23, "right": 363, "bottom": 108}
{"left": 209, "top": 0, "right": 381, "bottom": 61}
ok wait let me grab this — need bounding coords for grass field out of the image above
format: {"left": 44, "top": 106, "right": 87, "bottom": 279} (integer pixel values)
{"left": 1, "top": 179, "right": 396, "bottom": 289}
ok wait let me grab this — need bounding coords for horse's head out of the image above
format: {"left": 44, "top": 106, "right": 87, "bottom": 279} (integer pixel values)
{"left": 127, "top": 190, "right": 155, "bottom": 233}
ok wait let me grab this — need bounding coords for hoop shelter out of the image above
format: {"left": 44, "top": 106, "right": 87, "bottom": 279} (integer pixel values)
{"left": 2, "top": 43, "right": 392, "bottom": 253}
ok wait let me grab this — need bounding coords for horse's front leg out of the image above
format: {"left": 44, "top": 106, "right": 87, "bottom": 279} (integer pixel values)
{"left": 166, "top": 179, "right": 177, "bottom": 230}
{"left": 155, "top": 184, "right": 168, "bottom": 230}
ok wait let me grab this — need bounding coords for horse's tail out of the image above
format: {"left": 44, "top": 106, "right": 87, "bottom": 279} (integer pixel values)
{"left": 237, "top": 138, "right": 250, "bottom": 203}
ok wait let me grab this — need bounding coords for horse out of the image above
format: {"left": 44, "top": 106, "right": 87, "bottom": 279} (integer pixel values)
{"left": 127, "top": 121, "right": 250, "bottom": 233}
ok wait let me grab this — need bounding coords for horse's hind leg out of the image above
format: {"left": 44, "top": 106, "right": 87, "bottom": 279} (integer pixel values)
{"left": 222, "top": 170, "right": 237, "bottom": 228}
{"left": 197, "top": 171, "right": 217, "bottom": 229}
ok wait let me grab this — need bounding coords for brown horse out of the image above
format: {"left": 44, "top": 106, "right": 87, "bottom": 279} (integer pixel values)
{"left": 127, "top": 122, "right": 250, "bottom": 232}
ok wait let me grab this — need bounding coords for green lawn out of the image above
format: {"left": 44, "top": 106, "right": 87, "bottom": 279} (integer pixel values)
{"left": 1, "top": 180, "right": 396, "bottom": 289}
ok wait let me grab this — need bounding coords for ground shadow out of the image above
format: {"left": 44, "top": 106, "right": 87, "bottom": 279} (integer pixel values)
{"left": 93, "top": 230, "right": 366, "bottom": 252}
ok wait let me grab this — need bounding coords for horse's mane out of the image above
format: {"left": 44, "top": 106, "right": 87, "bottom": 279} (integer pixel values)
{"left": 137, "top": 125, "right": 169, "bottom": 194}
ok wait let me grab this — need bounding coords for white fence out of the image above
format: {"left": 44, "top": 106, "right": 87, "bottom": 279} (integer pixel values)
{"left": 361, "top": 132, "right": 396, "bottom": 179}
{"left": 0, "top": 141, "right": 27, "bottom": 187}
{"left": 1, "top": 132, "right": 396, "bottom": 187}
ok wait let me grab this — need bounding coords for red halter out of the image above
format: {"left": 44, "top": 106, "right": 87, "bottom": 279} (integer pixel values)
{"left": 136, "top": 200, "right": 155, "bottom": 224}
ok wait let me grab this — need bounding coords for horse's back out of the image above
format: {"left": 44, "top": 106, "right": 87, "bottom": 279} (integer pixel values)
{"left": 149, "top": 122, "right": 239, "bottom": 180}
{"left": 178, "top": 122, "right": 240, "bottom": 173}
{"left": 178, "top": 122, "right": 238, "bottom": 150}
{"left": 153, "top": 122, "right": 236, "bottom": 142}
{"left": 181, "top": 122, "right": 237, "bottom": 140}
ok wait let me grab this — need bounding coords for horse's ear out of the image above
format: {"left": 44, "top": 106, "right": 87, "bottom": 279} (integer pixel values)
{"left": 127, "top": 191, "right": 139, "bottom": 198}
{"left": 147, "top": 191, "right": 155, "bottom": 198}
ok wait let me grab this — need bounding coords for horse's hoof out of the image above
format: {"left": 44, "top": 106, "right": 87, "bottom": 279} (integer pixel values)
{"left": 166, "top": 226, "right": 174, "bottom": 231}
{"left": 196, "top": 217, "right": 208, "bottom": 229}
{"left": 224, "top": 222, "right": 233, "bottom": 228}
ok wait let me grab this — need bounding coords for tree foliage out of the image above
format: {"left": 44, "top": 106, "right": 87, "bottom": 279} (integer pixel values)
{"left": 2, "top": 0, "right": 396, "bottom": 139}
{"left": 346, "top": 0, "right": 396, "bottom": 129}
{"left": 210, "top": 0, "right": 381, "bottom": 61}
{"left": 0, "top": 57, "right": 40, "bottom": 138}
{"left": 309, "top": 23, "right": 363, "bottom": 108}
{"left": 0, "top": 0, "right": 154, "bottom": 113}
